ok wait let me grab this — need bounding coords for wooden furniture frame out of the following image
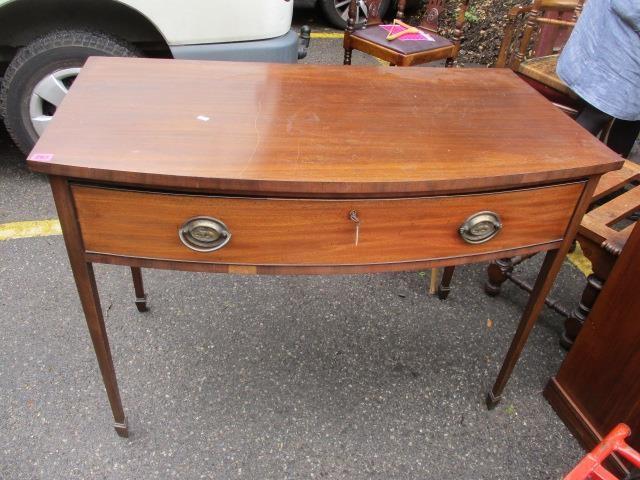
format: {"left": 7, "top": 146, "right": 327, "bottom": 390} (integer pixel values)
{"left": 495, "top": 0, "right": 584, "bottom": 116}
{"left": 545, "top": 222, "right": 640, "bottom": 478}
{"left": 342, "top": 0, "right": 470, "bottom": 66}
{"left": 481, "top": 161, "right": 640, "bottom": 348}
{"left": 28, "top": 58, "right": 622, "bottom": 437}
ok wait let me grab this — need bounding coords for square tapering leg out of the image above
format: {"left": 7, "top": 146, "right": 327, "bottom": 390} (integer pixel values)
{"left": 50, "top": 176, "right": 128, "bottom": 437}
{"left": 487, "top": 177, "right": 599, "bottom": 407}
{"left": 131, "top": 267, "right": 149, "bottom": 313}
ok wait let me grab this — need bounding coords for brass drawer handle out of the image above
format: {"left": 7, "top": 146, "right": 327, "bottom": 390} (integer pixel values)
{"left": 178, "top": 216, "right": 231, "bottom": 252}
{"left": 459, "top": 211, "right": 502, "bottom": 244}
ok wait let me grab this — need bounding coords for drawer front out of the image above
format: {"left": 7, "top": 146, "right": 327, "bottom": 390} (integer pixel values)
{"left": 72, "top": 183, "right": 584, "bottom": 266}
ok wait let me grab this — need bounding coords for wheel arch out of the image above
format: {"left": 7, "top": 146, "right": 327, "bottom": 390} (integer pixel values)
{"left": 0, "top": 0, "right": 171, "bottom": 71}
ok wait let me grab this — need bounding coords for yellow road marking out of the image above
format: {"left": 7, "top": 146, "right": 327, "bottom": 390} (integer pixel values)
{"left": 0, "top": 219, "right": 61, "bottom": 241}
{"left": 567, "top": 242, "right": 593, "bottom": 277}
{"left": 310, "top": 32, "right": 344, "bottom": 39}
{"left": 309, "top": 31, "right": 388, "bottom": 65}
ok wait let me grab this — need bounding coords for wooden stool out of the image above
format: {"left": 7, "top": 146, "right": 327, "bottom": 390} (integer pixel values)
{"left": 342, "top": 0, "right": 470, "bottom": 67}
{"left": 477, "top": 160, "right": 640, "bottom": 348}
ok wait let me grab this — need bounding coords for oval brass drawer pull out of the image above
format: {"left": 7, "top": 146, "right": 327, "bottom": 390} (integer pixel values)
{"left": 459, "top": 211, "right": 502, "bottom": 244}
{"left": 179, "top": 216, "right": 231, "bottom": 252}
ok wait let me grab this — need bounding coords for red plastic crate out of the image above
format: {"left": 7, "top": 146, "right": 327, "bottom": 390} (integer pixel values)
{"left": 565, "top": 424, "right": 640, "bottom": 480}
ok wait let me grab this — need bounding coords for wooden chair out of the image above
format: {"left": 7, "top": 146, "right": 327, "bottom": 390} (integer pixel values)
{"left": 342, "top": 0, "right": 470, "bottom": 67}
{"left": 471, "top": 161, "right": 640, "bottom": 348}
{"left": 495, "top": 0, "right": 585, "bottom": 116}
{"left": 438, "top": 162, "right": 640, "bottom": 300}
{"left": 434, "top": 0, "right": 587, "bottom": 302}
{"left": 437, "top": 0, "right": 639, "bottom": 351}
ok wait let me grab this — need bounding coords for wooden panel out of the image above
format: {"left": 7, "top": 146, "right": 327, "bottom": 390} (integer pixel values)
{"left": 72, "top": 182, "right": 584, "bottom": 267}
{"left": 28, "top": 58, "right": 622, "bottom": 197}
{"left": 545, "top": 222, "right": 640, "bottom": 473}
{"left": 579, "top": 183, "right": 640, "bottom": 252}
{"left": 592, "top": 160, "right": 640, "bottom": 201}
{"left": 83, "top": 244, "right": 566, "bottom": 275}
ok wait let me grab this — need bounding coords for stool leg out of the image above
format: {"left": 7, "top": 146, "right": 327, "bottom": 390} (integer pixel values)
{"left": 343, "top": 48, "right": 353, "bottom": 65}
{"left": 484, "top": 258, "right": 515, "bottom": 296}
{"left": 131, "top": 267, "right": 149, "bottom": 313}
{"left": 437, "top": 266, "right": 456, "bottom": 300}
{"left": 561, "top": 273, "right": 603, "bottom": 349}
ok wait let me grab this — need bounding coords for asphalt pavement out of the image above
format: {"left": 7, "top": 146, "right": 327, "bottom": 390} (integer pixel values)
{"left": 1, "top": 10, "right": 592, "bottom": 480}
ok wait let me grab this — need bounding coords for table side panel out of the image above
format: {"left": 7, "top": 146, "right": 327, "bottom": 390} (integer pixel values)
{"left": 71, "top": 182, "right": 585, "bottom": 267}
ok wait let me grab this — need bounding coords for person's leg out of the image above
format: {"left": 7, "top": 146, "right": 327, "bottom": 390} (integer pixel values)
{"left": 575, "top": 103, "right": 612, "bottom": 136}
{"left": 606, "top": 119, "right": 640, "bottom": 158}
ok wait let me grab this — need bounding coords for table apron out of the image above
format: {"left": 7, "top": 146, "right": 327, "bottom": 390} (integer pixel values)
{"left": 83, "top": 241, "right": 563, "bottom": 275}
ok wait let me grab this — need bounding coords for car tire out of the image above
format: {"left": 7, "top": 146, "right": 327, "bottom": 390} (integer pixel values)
{"left": 0, "top": 29, "right": 140, "bottom": 155}
{"left": 319, "top": 0, "right": 392, "bottom": 29}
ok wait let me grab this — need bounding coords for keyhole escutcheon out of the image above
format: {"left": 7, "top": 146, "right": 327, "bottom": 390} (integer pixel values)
{"left": 349, "top": 210, "right": 360, "bottom": 246}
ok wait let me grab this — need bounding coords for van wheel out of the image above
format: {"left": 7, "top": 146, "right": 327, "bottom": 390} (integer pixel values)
{"left": 319, "top": 0, "right": 391, "bottom": 29}
{"left": 0, "top": 29, "right": 140, "bottom": 155}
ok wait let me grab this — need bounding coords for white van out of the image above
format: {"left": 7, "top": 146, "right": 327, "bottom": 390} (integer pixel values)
{"left": 0, "top": 0, "right": 309, "bottom": 154}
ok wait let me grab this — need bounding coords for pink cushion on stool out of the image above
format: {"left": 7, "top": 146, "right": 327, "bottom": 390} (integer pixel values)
{"left": 352, "top": 25, "right": 452, "bottom": 55}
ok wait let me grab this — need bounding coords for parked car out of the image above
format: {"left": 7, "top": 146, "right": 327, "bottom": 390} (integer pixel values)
{"left": 0, "top": 0, "right": 309, "bottom": 155}
{"left": 297, "top": 0, "right": 421, "bottom": 29}
{"left": 319, "top": 0, "right": 392, "bottom": 28}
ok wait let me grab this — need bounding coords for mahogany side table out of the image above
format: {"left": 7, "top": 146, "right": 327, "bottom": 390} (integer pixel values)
{"left": 27, "top": 57, "right": 622, "bottom": 437}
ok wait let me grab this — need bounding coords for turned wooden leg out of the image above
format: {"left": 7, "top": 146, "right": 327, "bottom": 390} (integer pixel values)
{"left": 437, "top": 266, "right": 456, "bottom": 300}
{"left": 131, "top": 267, "right": 149, "bottom": 313}
{"left": 486, "top": 178, "right": 598, "bottom": 409}
{"left": 428, "top": 268, "right": 439, "bottom": 295}
{"left": 343, "top": 48, "right": 353, "bottom": 65}
{"left": 51, "top": 176, "right": 128, "bottom": 437}
{"left": 560, "top": 273, "right": 603, "bottom": 350}
{"left": 484, "top": 258, "right": 515, "bottom": 296}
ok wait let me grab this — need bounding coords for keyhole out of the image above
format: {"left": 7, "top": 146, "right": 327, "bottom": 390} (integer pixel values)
{"left": 349, "top": 210, "right": 360, "bottom": 246}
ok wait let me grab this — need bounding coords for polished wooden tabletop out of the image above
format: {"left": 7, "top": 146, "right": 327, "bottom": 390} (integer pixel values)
{"left": 28, "top": 57, "right": 622, "bottom": 197}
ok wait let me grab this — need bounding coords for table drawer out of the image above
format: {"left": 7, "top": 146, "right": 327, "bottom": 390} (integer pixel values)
{"left": 71, "top": 182, "right": 584, "bottom": 266}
